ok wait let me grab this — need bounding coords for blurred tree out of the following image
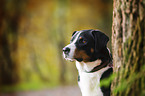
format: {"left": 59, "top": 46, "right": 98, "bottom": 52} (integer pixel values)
{"left": 53, "top": 0, "right": 69, "bottom": 84}
{"left": 112, "top": 0, "right": 145, "bottom": 96}
{"left": 0, "top": 0, "right": 27, "bottom": 85}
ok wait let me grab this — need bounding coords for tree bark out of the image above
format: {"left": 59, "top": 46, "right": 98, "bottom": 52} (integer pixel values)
{"left": 112, "top": 0, "right": 145, "bottom": 96}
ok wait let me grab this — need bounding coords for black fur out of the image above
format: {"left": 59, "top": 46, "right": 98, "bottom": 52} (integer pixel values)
{"left": 100, "top": 68, "right": 113, "bottom": 96}
{"left": 78, "top": 75, "right": 80, "bottom": 82}
{"left": 71, "top": 30, "right": 110, "bottom": 63}
{"left": 91, "top": 30, "right": 109, "bottom": 52}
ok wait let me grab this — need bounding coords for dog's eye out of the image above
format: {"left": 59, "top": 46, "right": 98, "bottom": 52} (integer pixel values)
{"left": 79, "top": 37, "right": 87, "bottom": 44}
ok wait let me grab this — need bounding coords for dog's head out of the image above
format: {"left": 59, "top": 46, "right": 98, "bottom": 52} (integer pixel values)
{"left": 63, "top": 29, "right": 110, "bottom": 62}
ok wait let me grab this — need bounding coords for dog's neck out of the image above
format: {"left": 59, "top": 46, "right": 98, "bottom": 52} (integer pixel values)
{"left": 76, "top": 60, "right": 111, "bottom": 96}
{"left": 76, "top": 59, "right": 112, "bottom": 73}
{"left": 76, "top": 47, "right": 112, "bottom": 73}
{"left": 76, "top": 60, "right": 102, "bottom": 72}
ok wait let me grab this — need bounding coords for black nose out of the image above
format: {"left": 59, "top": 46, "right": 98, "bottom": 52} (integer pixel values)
{"left": 63, "top": 47, "right": 70, "bottom": 54}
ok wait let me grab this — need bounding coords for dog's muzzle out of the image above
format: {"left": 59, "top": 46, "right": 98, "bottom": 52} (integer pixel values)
{"left": 63, "top": 47, "right": 70, "bottom": 55}
{"left": 63, "top": 43, "right": 76, "bottom": 61}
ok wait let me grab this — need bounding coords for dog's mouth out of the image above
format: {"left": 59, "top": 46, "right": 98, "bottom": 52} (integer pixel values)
{"left": 63, "top": 49, "right": 88, "bottom": 62}
{"left": 64, "top": 54, "right": 83, "bottom": 62}
{"left": 74, "top": 58, "right": 83, "bottom": 62}
{"left": 63, "top": 52, "right": 75, "bottom": 62}
{"left": 64, "top": 57, "right": 75, "bottom": 62}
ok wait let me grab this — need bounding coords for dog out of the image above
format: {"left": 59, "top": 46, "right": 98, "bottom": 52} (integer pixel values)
{"left": 63, "top": 29, "right": 113, "bottom": 96}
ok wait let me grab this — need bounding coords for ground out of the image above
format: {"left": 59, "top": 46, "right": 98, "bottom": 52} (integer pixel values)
{"left": 0, "top": 86, "right": 81, "bottom": 96}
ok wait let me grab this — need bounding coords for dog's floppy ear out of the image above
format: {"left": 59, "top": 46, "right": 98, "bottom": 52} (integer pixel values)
{"left": 91, "top": 30, "right": 109, "bottom": 51}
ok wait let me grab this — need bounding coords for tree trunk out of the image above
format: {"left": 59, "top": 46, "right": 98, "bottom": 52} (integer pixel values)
{"left": 112, "top": 0, "right": 145, "bottom": 96}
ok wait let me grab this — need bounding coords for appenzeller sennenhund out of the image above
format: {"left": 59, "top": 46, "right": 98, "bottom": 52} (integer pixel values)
{"left": 63, "top": 29, "right": 113, "bottom": 96}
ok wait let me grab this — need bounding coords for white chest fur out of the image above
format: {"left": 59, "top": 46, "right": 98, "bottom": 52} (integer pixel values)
{"left": 76, "top": 61, "right": 110, "bottom": 96}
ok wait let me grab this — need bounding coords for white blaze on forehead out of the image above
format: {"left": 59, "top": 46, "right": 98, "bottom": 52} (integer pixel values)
{"left": 71, "top": 31, "right": 83, "bottom": 44}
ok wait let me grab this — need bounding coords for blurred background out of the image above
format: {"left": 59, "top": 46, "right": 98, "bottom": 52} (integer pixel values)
{"left": 0, "top": 0, "right": 112, "bottom": 96}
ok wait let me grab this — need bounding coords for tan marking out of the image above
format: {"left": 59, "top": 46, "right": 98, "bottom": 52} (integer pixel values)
{"left": 91, "top": 48, "right": 94, "bottom": 53}
{"left": 74, "top": 49, "right": 91, "bottom": 62}
{"left": 79, "top": 37, "right": 82, "bottom": 39}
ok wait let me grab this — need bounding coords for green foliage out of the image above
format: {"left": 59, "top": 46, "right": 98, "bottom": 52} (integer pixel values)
{"left": 100, "top": 73, "right": 116, "bottom": 87}
{"left": 113, "top": 65, "right": 145, "bottom": 95}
